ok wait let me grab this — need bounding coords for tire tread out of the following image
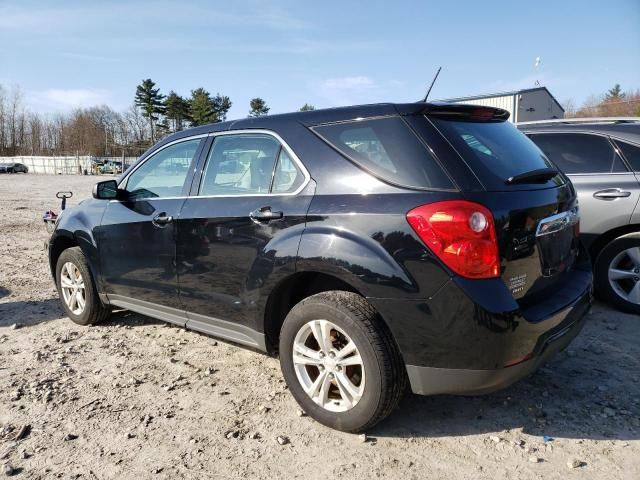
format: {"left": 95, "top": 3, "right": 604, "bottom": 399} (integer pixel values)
{"left": 56, "top": 247, "right": 110, "bottom": 325}
{"left": 293, "top": 290, "right": 406, "bottom": 432}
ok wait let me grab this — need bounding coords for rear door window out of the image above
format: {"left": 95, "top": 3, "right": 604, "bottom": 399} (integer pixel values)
{"left": 431, "top": 118, "right": 561, "bottom": 189}
{"left": 198, "top": 133, "right": 308, "bottom": 196}
{"left": 528, "top": 133, "right": 627, "bottom": 174}
{"left": 199, "top": 134, "right": 280, "bottom": 196}
{"left": 313, "top": 117, "right": 454, "bottom": 190}
{"left": 614, "top": 140, "right": 640, "bottom": 171}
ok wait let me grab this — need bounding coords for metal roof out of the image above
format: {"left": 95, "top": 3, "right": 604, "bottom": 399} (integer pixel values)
{"left": 440, "top": 86, "right": 565, "bottom": 113}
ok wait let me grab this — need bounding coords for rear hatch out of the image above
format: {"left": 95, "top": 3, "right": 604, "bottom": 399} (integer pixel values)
{"left": 421, "top": 105, "right": 581, "bottom": 305}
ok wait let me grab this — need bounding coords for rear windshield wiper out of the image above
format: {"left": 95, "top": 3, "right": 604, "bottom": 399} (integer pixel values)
{"left": 506, "top": 167, "right": 558, "bottom": 185}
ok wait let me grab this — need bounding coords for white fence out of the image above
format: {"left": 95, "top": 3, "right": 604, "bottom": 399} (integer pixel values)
{"left": 0, "top": 156, "right": 139, "bottom": 174}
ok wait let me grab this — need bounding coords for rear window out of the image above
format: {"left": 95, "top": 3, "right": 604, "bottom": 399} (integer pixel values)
{"left": 431, "top": 118, "right": 560, "bottom": 189}
{"left": 313, "top": 117, "right": 454, "bottom": 190}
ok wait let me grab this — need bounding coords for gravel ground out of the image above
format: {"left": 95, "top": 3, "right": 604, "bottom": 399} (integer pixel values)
{"left": 1, "top": 174, "right": 639, "bottom": 480}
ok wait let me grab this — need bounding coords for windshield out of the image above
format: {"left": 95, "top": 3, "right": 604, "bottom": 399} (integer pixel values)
{"left": 430, "top": 117, "right": 563, "bottom": 190}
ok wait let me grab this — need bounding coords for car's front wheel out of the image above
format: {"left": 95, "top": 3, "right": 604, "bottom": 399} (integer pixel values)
{"left": 595, "top": 233, "right": 640, "bottom": 314}
{"left": 55, "top": 247, "right": 111, "bottom": 325}
{"left": 279, "top": 291, "right": 406, "bottom": 432}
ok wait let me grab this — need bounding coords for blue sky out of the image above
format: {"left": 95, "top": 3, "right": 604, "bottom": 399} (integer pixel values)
{"left": 1, "top": 0, "right": 638, "bottom": 119}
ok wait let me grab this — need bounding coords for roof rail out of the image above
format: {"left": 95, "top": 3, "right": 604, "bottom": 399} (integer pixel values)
{"left": 517, "top": 117, "right": 640, "bottom": 126}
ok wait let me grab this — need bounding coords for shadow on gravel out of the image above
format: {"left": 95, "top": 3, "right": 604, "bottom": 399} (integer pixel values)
{"left": 102, "top": 308, "right": 164, "bottom": 328}
{"left": 0, "top": 286, "right": 10, "bottom": 299}
{"left": 0, "top": 299, "right": 164, "bottom": 330}
{"left": 373, "top": 353, "right": 639, "bottom": 442}
{"left": 371, "top": 305, "right": 640, "bottom": 443}
{"left": 0, "top": 298, "right": 65, "bottom": 327}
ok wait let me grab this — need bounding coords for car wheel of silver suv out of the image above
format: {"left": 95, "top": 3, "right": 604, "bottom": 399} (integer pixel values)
{"left": 595, "top": 233, "right": 640, "bottom": 314}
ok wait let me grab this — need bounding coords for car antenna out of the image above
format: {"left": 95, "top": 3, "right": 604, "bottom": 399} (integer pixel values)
{"left": 423, "top": 66, "right": 442, "bottom": 102}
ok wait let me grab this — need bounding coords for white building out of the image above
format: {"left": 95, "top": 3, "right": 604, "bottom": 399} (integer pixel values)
{"left": 441, "top": 86, "right": 565, "bottom": 123}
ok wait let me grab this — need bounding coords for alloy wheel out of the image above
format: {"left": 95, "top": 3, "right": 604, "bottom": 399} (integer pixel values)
{"left": 608, "top": 247, "right": 640, "bottom": 304}
{"left": 60, "top": 261, "right": 86, "bottom": 315}
{"left": 292, "top": 319, "right": 365, "bottom": 413}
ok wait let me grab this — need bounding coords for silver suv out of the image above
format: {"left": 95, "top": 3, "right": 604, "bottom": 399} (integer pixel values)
{"left": 519, "top": 118, "right": 640, "bottom": 313}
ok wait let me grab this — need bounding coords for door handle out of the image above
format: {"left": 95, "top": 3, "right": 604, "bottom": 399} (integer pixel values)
{"left": 593, "top": 188, "right": 632, "bottom": 200}
{"left": 152, "top": 212, "right": 174, "bottom": 227}
{"left": 250, "top": 206, "right": 283, "bottom": 223}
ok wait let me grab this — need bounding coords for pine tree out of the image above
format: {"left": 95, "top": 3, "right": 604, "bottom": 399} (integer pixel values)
{"left": 249, "top": 97, "right": 270, "bottom": 117}
{"left": 299, "top": 103, "right": 315, "bottom": 111}
{"left": 212, "top": 93, "right": 232, "bottom": 122}
{"left": 164, "top": 91, "right": 191, "bottom": 132}
{"left": 189, "top": 88, "right": 216, "bottom": 126}
{"left": 134, "top": 79, "right": 165, "bottom": 142}
{"left": 155, "top": 118, "right": 171, "bottom": 139}
{"left": 606, "top": 84, "right": 625, "bottom": 101}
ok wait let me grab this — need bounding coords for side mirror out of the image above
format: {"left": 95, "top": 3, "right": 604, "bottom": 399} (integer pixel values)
{"left": 92, "top": 180, "right": 119, "bottom": 200}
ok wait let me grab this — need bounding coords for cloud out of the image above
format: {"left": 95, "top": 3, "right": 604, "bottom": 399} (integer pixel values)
{"left": 0, "top": 1, "right": 309, "bottom": 35}
{"left": 322, "top": 76, "right": 375, "bottom": 90}
{"left": 29, "top": 88, "right": 112, "bottom": 112}
{"left": 318, "top": 76, "right": 381, "bottom": 106}
{"left": 59, "top": 52, "right": 119, "bottom": 63}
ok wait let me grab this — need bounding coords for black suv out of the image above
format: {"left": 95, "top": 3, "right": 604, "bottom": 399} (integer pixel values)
{"left": 49, "top": 103, "right": 592, "bottom": 432}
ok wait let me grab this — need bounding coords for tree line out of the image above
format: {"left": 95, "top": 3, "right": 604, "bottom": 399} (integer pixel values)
{"left": 563, "top": 84, "right": 640, "bottom": 118}
{"left": 1, "top": 79, "right": 637, "bottom": 158}
{"left": 0, "top": 78, "right": 316, "bottom": 157}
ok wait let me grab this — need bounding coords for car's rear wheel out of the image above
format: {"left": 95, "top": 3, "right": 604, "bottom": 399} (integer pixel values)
{"left": 55, "top": 247, "right": 111, "bottom": 325}
{"left": 279, "top": 291, "right": 406, "bottom": 432}
{"left": 595, "top": 234, "right": 640, "bottom": 314}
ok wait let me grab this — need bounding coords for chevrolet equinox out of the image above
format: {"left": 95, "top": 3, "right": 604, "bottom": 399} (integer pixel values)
{"left": 48, "top": 102, "right": 592, "bottom": 432}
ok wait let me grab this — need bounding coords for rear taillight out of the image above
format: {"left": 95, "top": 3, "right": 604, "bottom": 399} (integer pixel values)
{"left": 406, "top": 200, "right": 500, "bottom": 279}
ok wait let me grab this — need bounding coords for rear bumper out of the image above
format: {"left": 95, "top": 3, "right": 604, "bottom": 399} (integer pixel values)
{"left": 405, "top": 283, "right": 591, "bottom": 395}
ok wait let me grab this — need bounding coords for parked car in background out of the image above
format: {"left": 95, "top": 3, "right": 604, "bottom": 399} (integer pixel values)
{"left": 48, "top": 102, "right": 591, "bottom": 432}
{"left": 99, "top": 161, "right": 123, "bottom": 175}
{"left": 0, "top": 162, "right": 29, "bottom": 173}
{"left": 519, "top": 118, "right": 640, "bottom": 313}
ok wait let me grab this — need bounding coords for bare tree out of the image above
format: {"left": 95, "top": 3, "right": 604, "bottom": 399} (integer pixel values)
{"left": 561, "top": 99, "right": 577, "bottom": 118}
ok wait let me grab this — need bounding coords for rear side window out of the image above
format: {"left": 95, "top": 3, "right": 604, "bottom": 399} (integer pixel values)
{"left": 614, "top": 140, "right": 640, "bottom": 171}
{"left": 313, "top": 117, "right": 454, "bottom": 190}
{"left": 529, "top": 133, "right": 627, "bottom": 174}
{"left": 431, "top": 118, "right": 558, "bottom": 189}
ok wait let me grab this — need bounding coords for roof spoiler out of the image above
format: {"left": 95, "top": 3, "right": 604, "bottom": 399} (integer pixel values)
{"left": 399, "top": 102, "right": 510, "bottom": 122}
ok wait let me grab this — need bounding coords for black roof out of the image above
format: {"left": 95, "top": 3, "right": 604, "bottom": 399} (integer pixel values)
{"left": 164, "top": 101, "right": 511, "bottom": 141}
{"left": 165, "top": 102, "right": 407, "bottom": 140}
{"left": 139, "top": 101, "right": 510, "bottom": 160}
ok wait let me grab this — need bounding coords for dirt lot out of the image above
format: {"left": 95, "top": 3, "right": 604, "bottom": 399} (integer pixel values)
{"left": 0, "top": 174, "right": 639, "bottom": 479}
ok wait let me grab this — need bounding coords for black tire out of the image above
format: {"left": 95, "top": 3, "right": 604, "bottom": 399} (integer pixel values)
{"left": 55, "top": 247, "right": 111, "bottom": 325}
{"left": 279, "top": 291, "right": 406, "bottom": 432}
{"left": 595, "top": 233, "right": 640, "bottom": 314}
